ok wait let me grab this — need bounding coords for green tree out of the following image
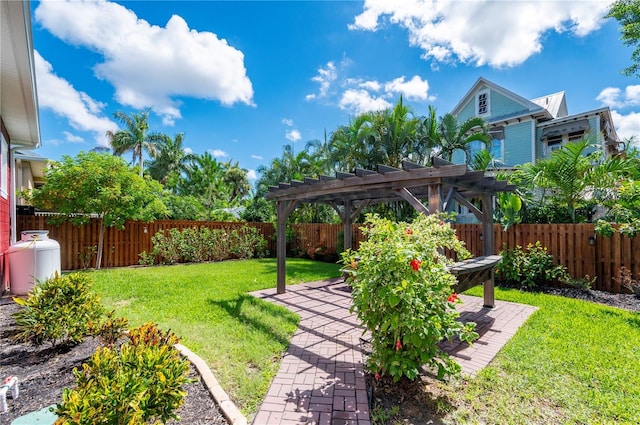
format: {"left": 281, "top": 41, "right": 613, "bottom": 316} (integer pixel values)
{"left": 434, "top": 113, "right": 491, "bottom": 163}
{"left": 146, "top": 133, "right": 196, "bottom": 191}
{"left": 607, "top": 0, "right": 640, "bottom": 77}
{"left": 511, "top": 139, "right": 635, "bottom": 222}
{"left": 107, "top": 110, "right": 163, "bottom": 177}
{"left": 223, "top": 161, "right": 251, "bottom": 205}
{"left": 25, "top": 152, "right": 167, "bottom": 269}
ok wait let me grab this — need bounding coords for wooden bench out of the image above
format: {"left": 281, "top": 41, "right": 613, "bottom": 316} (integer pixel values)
{"left": 448, "top": 255, "right": 502, "bottom": 308}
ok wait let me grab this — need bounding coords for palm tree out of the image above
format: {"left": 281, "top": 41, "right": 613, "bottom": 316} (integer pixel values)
{"left": 106, "top": 110, "right": 163, "bottom": 177}
{"left": 434, "top": 113, "right": 491, "bottom": 163}
{"left": 146, "top": 133, "right": 196, "bottom": 192}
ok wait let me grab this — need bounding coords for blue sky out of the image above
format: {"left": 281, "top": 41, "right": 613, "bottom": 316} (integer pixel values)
{"left": 31, "top": 0, "right": 640, "bottom": 182}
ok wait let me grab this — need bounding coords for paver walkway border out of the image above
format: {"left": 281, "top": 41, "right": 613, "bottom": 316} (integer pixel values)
{"left": 250, "top": 278, "right": 537, "bottom": 425}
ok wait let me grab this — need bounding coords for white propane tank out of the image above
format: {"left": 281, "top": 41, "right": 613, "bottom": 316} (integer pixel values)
{"left": 8, "top": 230, "right": 61, "bottom": 296}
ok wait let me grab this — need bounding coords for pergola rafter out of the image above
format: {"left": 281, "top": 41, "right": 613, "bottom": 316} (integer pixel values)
{"left": 266, "top": 159, "right": 516, "bottom": 294}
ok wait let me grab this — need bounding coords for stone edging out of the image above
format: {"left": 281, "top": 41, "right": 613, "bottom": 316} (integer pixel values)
{"left": 175, "top": 344, "right": 248, "bottom": 425}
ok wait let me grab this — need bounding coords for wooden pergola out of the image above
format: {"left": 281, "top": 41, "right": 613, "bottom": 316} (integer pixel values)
{"left": 265, "top": 158, "right": 516, "bottom": 295}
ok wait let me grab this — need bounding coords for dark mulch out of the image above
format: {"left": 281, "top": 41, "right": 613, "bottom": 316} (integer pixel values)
{"left": 0, "top": 300, "right": 228, "bottom": 424}
{"left": 365, "top": 285, "right": 640, "bottom": 425}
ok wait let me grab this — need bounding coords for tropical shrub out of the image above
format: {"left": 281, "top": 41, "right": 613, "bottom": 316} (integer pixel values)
{"left": 497, "top": 242, "right": 567, "bottom": 288}
{"left": 55, "top": 323, "right": 192, "bottom": 424}
{"left": 616, "top": 266, "right": 640, "bottom": 297}
{"left": 341, "top": 214, "right": 478, "bottom": 382}
{"left": 13, "top": 273, "right": 105, "bottom": 347}
{"left": 141, "top": 225, "right": 267, "bottom": 265}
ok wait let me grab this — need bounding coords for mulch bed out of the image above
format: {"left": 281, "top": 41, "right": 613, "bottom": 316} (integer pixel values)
{"left": 0, "top": 300, "right": 228, "bottom": 424}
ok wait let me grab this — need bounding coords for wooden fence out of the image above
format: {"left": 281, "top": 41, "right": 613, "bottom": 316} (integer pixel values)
{"left": 16, "top": 216, "right": 639, "bottom": 293}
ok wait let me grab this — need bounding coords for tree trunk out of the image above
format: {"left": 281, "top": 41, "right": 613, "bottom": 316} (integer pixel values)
{"left": 96, "top": 218, "right": 106, "bottom": 270}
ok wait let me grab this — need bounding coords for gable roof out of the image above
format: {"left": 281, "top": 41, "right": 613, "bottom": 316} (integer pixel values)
{"left": 451, "top": 77, "right": 549, "bottom": 120}
{"left": 531, "top": 91, "right": 568, "bottom": 119}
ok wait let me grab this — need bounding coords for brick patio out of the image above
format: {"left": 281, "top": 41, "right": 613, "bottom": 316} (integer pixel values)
{"left": 250, "top": 278, "right": 537, "bottom": 425}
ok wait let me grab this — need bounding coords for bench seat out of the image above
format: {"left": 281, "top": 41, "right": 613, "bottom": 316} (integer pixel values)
{"left": 448, "top": 255, "right": 502, "bottom": 308}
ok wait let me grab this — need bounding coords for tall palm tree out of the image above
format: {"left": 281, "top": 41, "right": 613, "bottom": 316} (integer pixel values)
{"left": 435, "top": 113, "right": 491, "bottom": 163}
{"left": 146, "top": 132, "right": 196, "bottom": 192}
{"left": 106, "top": 110, "right": 163, "bottom": 177}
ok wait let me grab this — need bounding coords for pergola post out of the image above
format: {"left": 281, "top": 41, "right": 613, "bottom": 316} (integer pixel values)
{"left": 481, "top": 193, "right": 495, "bottom": 307}
{"left": 343, "top": 200, "right": 352, "bottom": 252}
{"left": 276, "top": 200, "right": 299, "bottom": 294}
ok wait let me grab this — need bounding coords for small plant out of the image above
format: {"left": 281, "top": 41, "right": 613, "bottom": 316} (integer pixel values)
{"left": 91, "top": 310, "right": 129, "bottom": 347}
{"left": 615, "top": 267, "right": 640, "bottom": 297}
{"left": 138, "top": 250, "right": 155, "bottom": 266}
{"left": 54, "top": 323, "right": 192, "bottom": 424}
{"left": 77, "top": 245, "right": 97, "bottom": 270}
{"left": 342, "top": 214, "right": 478, "bottom": 382}
{"left": 564, "top": 275, "right": 596, "bottom": 291}
{"left": 13, "top": 273, "right": 105, "bottom": 347}
{"left": 497, "top": 242, "right": 566, "bottom": 289}
{"left": 594, "top": 220, "right": 616, "bottom": 237}
{"left": 370, "top": 405, "right": 400, "bottom": 425}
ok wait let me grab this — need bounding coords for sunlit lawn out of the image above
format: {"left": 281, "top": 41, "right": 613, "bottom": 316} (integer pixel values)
{"left": 422, "top": 286, "right": 640, "bottom": 424}
{"left": 90, "top": 258, "right": 341, "bottom": 415}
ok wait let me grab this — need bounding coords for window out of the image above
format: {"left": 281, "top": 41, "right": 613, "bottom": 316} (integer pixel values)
{"left": 490, "top": 138, "right": 504, "bottom": 161}
{"left": 476, "top": 90, "right": 490, "bottom": 116}
{"left": 568, "top": 130, "right": 585, "bottom": 142}
{"left": 0, "top": 135, "right": 7, "bottom": 199}
{"left": 545, "top": 135, "right": 563, "bottom": 155}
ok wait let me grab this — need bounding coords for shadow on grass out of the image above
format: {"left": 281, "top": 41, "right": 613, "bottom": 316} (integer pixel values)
{"left": 255, "top": 258, "right": 341, "bottom": 281}
{"left": 206, "top": 294, "right": 298, "bottom": 347}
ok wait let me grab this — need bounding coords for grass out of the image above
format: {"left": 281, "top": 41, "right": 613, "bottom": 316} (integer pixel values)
{"left": 425, "top": 286, "right": 640, "bottom": 424}
{"left": 89, "top": 258, "right": 341, "bottom": 415}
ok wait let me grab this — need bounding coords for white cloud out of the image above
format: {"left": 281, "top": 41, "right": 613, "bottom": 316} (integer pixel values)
{"left": 34, "top": 50, "right": 117, "bottom": 146}
{"left": 611, "top": 110, "right": 640, "bottom": 142}
{"left": 63, "top": 131, "right": 84, "bottom": 143}
{"left": 597, "top": 85, "right": 640, "bottom": 108}
{"left": 384, "top": 75, "right": 433, "bottom": 101}
{"left": 282, "top": 118, "right": 294, "bottom": 126}
{"left": 247, "top": 169, "right": 258, "bottom": 180}
{"left": 209, "top": 149, "right": 228, "bottom": 158}
{"left": 359, "top": 80, "right": 382, "bottom": 91}
{"left": 251, "top": 154, "right": 263, "bottom": 160}
{"left": 350, "top": 0, "right": 610, "bottom": 68}
{"left": 184, "top": 147, "right": 193, "bottom": 154}
{"left": 35, "top": 0, "right": 254, "bottom": 126}
{"left": 339, "top": 89, "right": 392, "bottom": 114}
{"left": 286, "top": 129, "right": 302, "bottom": 142}
{"left": 306, "top": 61, "right": 337, "bottom": 100}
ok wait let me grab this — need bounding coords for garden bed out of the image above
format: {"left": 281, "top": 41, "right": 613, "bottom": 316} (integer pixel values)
{"left": 0, "top": 300, "right": 227, "bottom": 424}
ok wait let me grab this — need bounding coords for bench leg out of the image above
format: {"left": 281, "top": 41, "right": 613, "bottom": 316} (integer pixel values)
{"left": 483, "top": 270, "right": 495, "bottom": 308}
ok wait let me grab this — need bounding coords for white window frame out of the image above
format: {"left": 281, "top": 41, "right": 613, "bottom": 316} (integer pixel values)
{"left": 0, "top": 134, "right": 7, "bottom": 199}
{"left": 475, "top": 89, "right": 490, "bottom": 116}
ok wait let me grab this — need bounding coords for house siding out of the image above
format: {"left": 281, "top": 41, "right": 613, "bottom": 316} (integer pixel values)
{"left": 535, "top": 127, "right": 545, "bottom": 160}
{"left": 504, "top": 121, "right": 533, "bottom": 166}
{"left": 489, "top": 91, "right": 528, "bottom": 119}
{"left": 457, "top": 98, "right": 477, "bottom": 123}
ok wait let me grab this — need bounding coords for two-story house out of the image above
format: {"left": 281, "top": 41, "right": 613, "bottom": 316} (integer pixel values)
{"left": 450, "top": 77, "right": 620, "bottom": 167}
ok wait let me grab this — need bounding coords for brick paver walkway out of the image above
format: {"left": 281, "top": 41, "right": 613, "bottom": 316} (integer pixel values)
{"left": 250, "top": 278, "right": 537, "bottom": 425}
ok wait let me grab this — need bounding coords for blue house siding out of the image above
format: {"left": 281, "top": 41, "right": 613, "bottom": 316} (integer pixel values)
{"left": 456, "top": 99, "right": 476, "bottom": 122}
{"left": 535, "top": 128, "right": 545, "bottom": 160}
{"left": 504, "top": 121, "right": 533, "bottom": 166}
{"left": 489, "top": 91, "right": 528, "bottom": 119}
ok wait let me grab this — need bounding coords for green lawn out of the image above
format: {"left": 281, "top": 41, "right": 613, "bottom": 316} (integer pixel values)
{"left": 89, "top": 260, "right": 640, "bottom": 423}
{"left": 438, "top": 286, "right": 640, "bottom": 424}
{"left": 89, "top": 258, "right": 341, "bottom": 415}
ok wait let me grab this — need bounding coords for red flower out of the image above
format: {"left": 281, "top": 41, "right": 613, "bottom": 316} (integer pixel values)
{"left": 395, "top": 340, "right": 402, "bottom": 350}
{"left": 447, "top": 293, "right": 458, "bottom": 303}
{"left": 406, "top": 228, "right": 413, "bottom": 235}
{"left": 375, "top": 373, "right": 380, "bottom": 381}
{"left": 410, "top": 259, "right": 421, "bottom": 271}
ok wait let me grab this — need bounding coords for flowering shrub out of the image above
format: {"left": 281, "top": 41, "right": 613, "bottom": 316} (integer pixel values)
{"left": 341, "top": 214, "right": 478, "bottom": 382}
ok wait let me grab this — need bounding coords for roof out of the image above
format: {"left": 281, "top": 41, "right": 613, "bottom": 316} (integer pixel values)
{"left": 265, "top": 159, "right": 515, "bottom": 206}
{"left": 451, "top": 77, "right": 550, "bottom": 121}
{"left": 531, "top": 91, "right": 568, "bottom": 119}
{"left": 1, "top": 0, "right": 40, "bottom": 148}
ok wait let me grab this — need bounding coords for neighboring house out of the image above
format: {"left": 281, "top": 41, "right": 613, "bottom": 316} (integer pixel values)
{"left": 15, "top": 150, "right": 46, "bottom": 212}
{"left": 450, "top": 77, "right": 621, "bottom": 167}
{"left": 1, "top": 1, "right": 41, "bottom": 289}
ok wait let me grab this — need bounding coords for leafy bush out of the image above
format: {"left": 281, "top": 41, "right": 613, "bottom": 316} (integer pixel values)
{"left": 615, "top": 266, "right": 640, "bottom": 297}
{"left": 92, "top": 310, "right": 129, "bottom": 347}
{"left": 497, "top": 242, "right": 567, "bottom": 289}
{"left": 13, "top": 273, "right": 105, "bottom": 347}
{"left": 142, "top": 225, "right": 267, "bottom": 265}
{"left": 55, "top": 323, "right": 192, "bottom": 424}
{"left": 341, "top": 214, "right": 478, "bottom": 382}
